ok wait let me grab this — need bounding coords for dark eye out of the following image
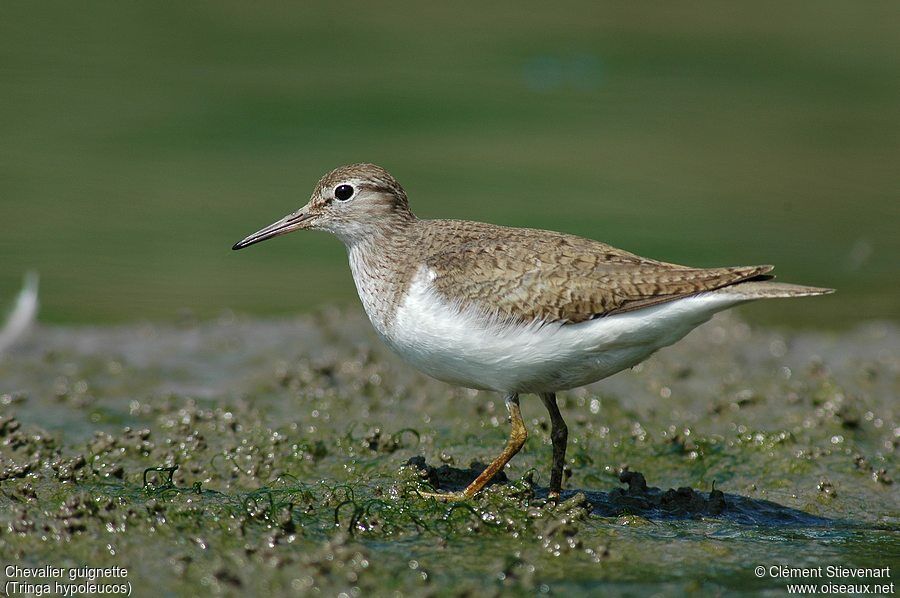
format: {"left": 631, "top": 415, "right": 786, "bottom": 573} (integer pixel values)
{"left": 334, "top": 184, "right": 354, "bottom": 201}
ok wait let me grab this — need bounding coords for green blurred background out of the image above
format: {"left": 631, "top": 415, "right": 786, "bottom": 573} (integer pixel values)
{"left": 1, "top": 1, "right": 897, "bottom": 326}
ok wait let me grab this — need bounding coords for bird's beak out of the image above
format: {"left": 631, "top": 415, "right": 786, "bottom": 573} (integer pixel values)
{"left": 232, "top": 209, "right": 316, "bottom": 250}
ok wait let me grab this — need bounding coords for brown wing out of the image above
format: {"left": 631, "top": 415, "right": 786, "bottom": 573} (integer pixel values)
{"left": 422, "top": 222, "right": 772, "bottom": 325}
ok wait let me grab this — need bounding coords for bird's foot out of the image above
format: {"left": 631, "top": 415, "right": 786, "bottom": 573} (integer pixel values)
{"left": 416, "top": 490, "right": 470, "bottom": 502}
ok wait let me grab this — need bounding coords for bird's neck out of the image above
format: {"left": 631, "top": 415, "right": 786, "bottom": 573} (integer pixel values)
{"left": 345, "top": 218, "right": 421, "bottom": 334}
{"left": 333, "top": 210, "right": 417, "bottom": 249}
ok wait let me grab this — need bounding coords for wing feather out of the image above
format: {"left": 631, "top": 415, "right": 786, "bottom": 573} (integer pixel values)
{"left": 420, "top": 222, "right": 772, "bottom": 324}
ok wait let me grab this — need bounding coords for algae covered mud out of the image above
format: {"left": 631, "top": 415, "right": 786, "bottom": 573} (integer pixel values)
{"left": 0, "top": 312, "right": 897, "bottom": 596}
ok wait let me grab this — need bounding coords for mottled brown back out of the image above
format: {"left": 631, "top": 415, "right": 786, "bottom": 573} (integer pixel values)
{"left": 407, "top": 220, "right": 773, "bottom": 324}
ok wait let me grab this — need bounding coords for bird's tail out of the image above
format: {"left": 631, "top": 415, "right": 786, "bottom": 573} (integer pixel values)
{"left": 717, "top": 279, "right": 834, "bottom": 299}
{"left": 0, "top": 272, "right": 40, "bottom": 354}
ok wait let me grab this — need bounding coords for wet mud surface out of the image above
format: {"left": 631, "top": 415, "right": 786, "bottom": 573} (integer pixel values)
{"left": 0, "top": 311, "right": 897, "bottom": 595}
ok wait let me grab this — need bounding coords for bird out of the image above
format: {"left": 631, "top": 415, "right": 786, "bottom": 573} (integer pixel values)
{"left": 232, "top": 163, "right": 833, "bottom": 501}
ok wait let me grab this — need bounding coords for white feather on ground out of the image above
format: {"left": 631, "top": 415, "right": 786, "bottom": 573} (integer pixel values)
{"left": 0, "top": 272, "right": 40, "bottom": 354}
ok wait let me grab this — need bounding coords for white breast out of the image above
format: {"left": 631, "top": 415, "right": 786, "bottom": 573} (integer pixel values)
{"left": 372, "top": 267, "right": 753, "bottom": 394}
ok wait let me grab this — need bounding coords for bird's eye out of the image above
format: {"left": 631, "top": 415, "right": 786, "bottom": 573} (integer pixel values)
{"left": 334, "top": 184, "right": 354, "bottom": 201}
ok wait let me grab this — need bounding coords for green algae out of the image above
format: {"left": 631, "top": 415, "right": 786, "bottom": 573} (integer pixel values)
{"left": 0, "top": 313, "right": 897, "bottom": 596}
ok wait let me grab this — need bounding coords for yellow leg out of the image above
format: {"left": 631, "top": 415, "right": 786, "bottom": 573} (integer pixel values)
{"left": 421, "top": 394, "right": 527, "bottom": 501}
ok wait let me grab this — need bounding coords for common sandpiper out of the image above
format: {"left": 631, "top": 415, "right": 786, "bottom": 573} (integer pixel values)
{"left": 233, "top": 163, "right": 833, "bottom": 501}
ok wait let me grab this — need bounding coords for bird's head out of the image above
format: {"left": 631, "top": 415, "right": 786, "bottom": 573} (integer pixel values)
{"left": 232, "top": 163, "right": 414, "bottom": 250}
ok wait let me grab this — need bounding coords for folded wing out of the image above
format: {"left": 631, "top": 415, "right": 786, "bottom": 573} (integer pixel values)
{"left": 422, "top": 225, "right": 772, "bottom": 325}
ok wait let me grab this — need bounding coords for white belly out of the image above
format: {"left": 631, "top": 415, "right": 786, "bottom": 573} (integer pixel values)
{"left": 369, "top": 269, "right": 752, "bottom": 394}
